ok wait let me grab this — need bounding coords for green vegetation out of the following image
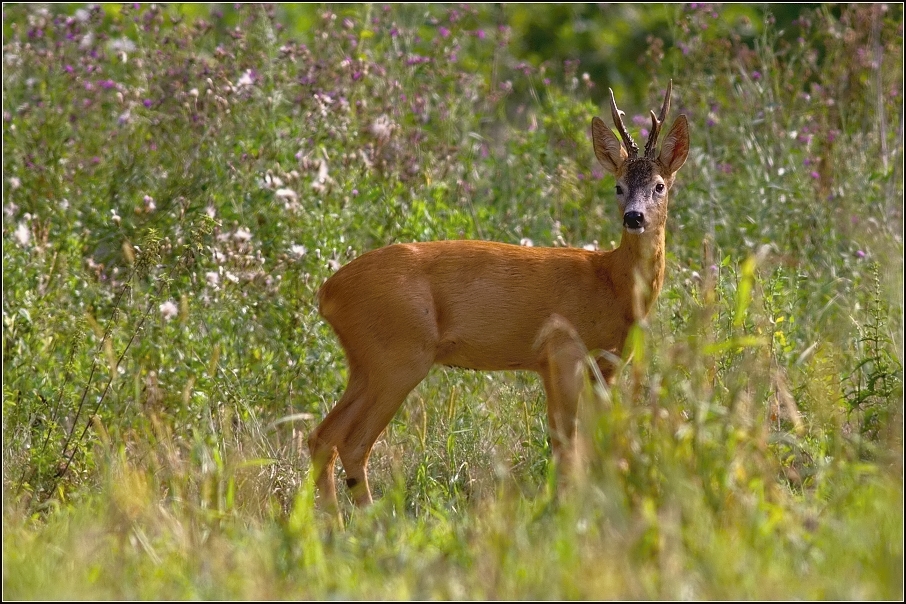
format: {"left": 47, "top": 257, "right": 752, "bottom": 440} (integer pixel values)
{"left": 3, "top": 3, "right": 902, "bottom": 599}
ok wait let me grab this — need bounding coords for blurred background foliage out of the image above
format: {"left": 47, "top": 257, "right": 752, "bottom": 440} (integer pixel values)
{"left": 22, "top": 2, "right": 845, "bottom": 105}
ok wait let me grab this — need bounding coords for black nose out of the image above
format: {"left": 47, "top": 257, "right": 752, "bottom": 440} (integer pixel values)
{"left": 623, "top": 211, "right": 644, "bottom": 229}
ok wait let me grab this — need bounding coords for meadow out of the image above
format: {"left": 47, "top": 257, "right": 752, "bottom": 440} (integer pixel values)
{"left": 2, "top": 3, "right": 903, "bottom": 599}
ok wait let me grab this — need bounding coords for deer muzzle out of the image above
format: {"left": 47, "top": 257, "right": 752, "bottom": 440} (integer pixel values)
{"left": 623, "top": 211, "right": 645, "bottom": 233}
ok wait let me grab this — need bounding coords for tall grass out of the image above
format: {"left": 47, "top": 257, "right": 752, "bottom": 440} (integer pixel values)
{"left": 3, "top": 3, "right": 903, "bottom": 599}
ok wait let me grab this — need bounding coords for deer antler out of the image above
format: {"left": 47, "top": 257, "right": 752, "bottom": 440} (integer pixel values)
{"left": 609, "top": 88, "right": 639, "bottom": 158}
{"left": 644, "top": 80, "right": 673, "bottom": 158}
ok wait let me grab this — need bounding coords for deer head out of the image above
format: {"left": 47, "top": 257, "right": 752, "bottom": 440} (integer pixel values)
{"left": 591, "top": 81, "right": 689, "bottom": 235}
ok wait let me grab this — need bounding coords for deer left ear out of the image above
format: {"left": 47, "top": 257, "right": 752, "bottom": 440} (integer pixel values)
{"left": 658, "top": 115, "right": 689, "bottom": 175}
{"left": 591, "top": 116, "right": 628, "bottom": 175}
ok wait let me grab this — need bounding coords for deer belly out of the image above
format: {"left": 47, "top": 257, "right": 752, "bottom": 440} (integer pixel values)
{"left": 432, "top": 307, "right": 550, "bottom": 371}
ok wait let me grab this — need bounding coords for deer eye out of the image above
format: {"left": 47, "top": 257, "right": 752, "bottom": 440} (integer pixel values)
{"left": 615, "top": 185, "right": 624, "bottom": 195}
{"left": 655, "top": 183, "right": 665, "bottom": 194}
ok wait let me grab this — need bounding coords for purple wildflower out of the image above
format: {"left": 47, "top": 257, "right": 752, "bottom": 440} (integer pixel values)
{"left": 406, "top": 55, "right": 430, "bottom": 66}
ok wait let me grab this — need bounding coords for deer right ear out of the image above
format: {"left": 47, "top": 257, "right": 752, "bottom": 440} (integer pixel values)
{"left": 591, "top": 117, "right": 627, "bottom": 175}
{"left": 658, "top": 115, "right": 690, "bottom": 175}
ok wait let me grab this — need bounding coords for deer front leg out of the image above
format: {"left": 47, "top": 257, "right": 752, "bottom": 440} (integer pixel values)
{"left": 537, "top": 315, "right": 588, "bottom": 481}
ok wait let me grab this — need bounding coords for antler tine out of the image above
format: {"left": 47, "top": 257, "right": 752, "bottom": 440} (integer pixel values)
{"left": 609, "top": 88, "right": 639, "bottom": 158}
{"left": 644, "top": 79, "right": 673, "bottom": 158}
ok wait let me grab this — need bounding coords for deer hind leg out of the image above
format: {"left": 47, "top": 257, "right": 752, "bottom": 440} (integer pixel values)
{"left": 536, "top": 315, "right": 588, "bottom": 480}
{"left": 308, "top": 367, "right": 369, "bottom": 515}
{"left": 335, "top": 352, "right": 435, "bottom": 506}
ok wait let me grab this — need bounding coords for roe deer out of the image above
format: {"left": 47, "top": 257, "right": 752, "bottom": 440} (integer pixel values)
{"left": 309, "top": 81, "right": 689, "bottom": 514}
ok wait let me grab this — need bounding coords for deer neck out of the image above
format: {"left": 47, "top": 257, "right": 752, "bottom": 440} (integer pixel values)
{"left": 614, "top": 223, "right": 666, "bottom": 319}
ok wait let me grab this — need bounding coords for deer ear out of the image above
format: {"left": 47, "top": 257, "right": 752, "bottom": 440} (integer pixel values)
{"left": 658, "top": 115, "right": 689, "bottom": 175}
{"left": 591, "top": 117, "right": 627, "bottom": 175}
